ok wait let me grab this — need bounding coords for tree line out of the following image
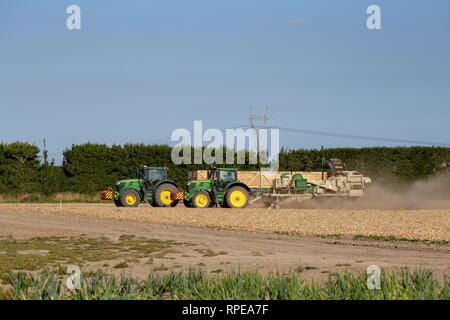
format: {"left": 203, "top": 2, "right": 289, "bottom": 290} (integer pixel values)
{"left": 0, "top": 142, "right": 448, "bottom": 195}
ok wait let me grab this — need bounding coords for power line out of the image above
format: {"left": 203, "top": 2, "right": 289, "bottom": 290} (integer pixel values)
{"left": 275, "top": 126, "right": 450, "bottom": 147}
{"left": 141, "top": 126, "right": 248, "bottom": 146}
{"left": 142, "top": 125, "right": 449, "bottom": 147}
{"left": 136, "top": 112, "right": 449, "bottom": 147}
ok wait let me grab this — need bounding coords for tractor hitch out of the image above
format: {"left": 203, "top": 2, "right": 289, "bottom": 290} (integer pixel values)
{"left": 100, "top": 187, "right": 114, "bottom": 200}
{"left": 170, "top": 188, "right": 185, "bottom": 201}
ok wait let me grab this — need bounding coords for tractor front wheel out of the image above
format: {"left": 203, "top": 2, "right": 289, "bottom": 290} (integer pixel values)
{"left": 120, "top": 189, "right": 140, "bottom": 207}
{"left": 154, "top": 183, "right": 178, "bottom": 207}
{"left": 192, "top": 191, "right": 211, "bottom": 208}
{"left": 114, "top": 199, "right": 122, "bottom": 207}
{"left": 225, "top": 187, "right": 249, "bottom": 209}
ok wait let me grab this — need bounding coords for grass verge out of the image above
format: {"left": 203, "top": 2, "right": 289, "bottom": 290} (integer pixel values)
{"left": 352, "top": 235, "right": 449, "bottom": 245}
{"left": 0, "top": 234, "right": 183, "bottom": 284}
{"left": 317, "top": 233, "right": 448, "bottom": 245}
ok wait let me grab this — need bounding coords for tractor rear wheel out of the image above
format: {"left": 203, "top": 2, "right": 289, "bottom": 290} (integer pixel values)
{"left": 225, "top": 186, "right": 249, "bottom": 209}
{"left": 192, "top": 191, "right": 211, "bottom": 208}
{"left": 120, "top": 189, "right": 140, "bottom": 207}
{"left": 154, "top": 183, "right": 178, "bottom": 207}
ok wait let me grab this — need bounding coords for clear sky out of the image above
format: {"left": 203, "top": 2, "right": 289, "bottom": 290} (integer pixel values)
{"left": 1, "top": 0, "right": 449, "bottom": 164}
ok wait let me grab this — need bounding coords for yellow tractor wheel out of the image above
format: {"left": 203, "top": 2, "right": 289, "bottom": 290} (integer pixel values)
{"left": 225, "top": 187, "right": 249, "bottom": 208}
{"left": 154, "top": 183, "right": 178, "bottom": 207}
{"left": 192, "top": 191, "right": 211, "bottom": 208}
{"left": 119, "top": 189, "right": 141, "bottom": 207}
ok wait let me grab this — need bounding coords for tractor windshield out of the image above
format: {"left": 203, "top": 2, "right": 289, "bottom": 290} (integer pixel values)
{"left": 143, "top": 169, "right": 166, "bottom": 181}
{"left": 217, "top": 170, "right": 236, "bottom": 183}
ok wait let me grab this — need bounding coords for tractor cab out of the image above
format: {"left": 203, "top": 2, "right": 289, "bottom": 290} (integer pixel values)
{"left": 137, "top": 166, "right": 167, "bottom": 184}
{"left": 208, "top": 168, "right": 237, "bottom": 190}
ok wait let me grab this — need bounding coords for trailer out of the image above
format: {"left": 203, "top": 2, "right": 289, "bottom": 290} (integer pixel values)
{"left": 248, "top": 169, "right": 372, "bottom": 209}
{"left": 186, "top": 159, "right": 371, "bottom": 209}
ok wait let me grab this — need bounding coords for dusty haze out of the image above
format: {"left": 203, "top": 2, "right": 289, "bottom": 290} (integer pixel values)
{"left": 295, "top": 171, "right": 450, "bottom": 209}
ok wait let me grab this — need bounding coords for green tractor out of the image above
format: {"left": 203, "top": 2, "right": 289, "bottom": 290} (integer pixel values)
{"left": 100, "top": 166, "right": 179, "bottom": 207}
{"left": 172, "top": 168, "right": 251, "bottom": 208}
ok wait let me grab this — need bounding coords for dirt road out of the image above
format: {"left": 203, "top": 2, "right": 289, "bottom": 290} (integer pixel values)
{"left": 0, "top": 205, "right": 448, "bottom": 280}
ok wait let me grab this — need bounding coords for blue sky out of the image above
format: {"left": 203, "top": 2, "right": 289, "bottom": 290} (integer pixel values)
{"left": 1, "top": 0, "right": 449, "bottom": 163}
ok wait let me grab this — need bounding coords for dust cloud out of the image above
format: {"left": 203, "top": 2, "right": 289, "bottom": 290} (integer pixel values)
{"left": 285, "top": 172, "right": 450, "bottom": 210}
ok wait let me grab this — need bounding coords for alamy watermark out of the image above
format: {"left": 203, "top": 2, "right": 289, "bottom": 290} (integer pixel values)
{"left": 366, "top": 5, "right": 381, "bottom": 30}
{"left": 66, "top": 5, "right": 381, "bottom": 31}
{"left": 66, "top": 264, "right": 81, "bottom": 290}
{"left": 66, "top": 5, "right": 81, "bottom": 30}
{"left": 367, "top": 265, "right": 381, "bottom": 290}
{"left": 171, "top": 121, "right": 280, "bottom": 171}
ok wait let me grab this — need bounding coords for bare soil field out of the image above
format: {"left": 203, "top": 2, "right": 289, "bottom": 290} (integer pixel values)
{"left": 0, "top": 203, "right": 448, "bottom": 281}
{"left": 1, "top": 203, "right": 448, "bottom": 241}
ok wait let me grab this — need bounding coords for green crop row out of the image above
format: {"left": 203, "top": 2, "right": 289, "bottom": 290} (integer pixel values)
{"left": 1, "top": 267, "right": 448, "bottom": 300}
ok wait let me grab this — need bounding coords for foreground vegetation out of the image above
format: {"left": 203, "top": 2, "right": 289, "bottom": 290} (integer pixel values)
{"left": 1, "top": 268, "right": 448, "bottom": 300}
{"left": 0, "top": 235, "right": 448, "bottom": 300}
